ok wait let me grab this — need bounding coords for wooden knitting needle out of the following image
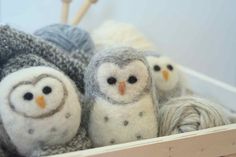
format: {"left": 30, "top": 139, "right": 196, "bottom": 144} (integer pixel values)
{"left": 71, "top": 0, "right": 98, "bottom": 26}
{"left": 61, "top": 0, "right": 72, "bottom": 24}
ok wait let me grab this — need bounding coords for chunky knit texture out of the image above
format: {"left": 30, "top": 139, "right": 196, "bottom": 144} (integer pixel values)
{"left": 0, "top": 25, "right": 91, "bottom": 93}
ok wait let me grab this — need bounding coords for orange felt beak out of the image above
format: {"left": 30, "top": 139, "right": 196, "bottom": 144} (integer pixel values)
{"left": 162, "top": 70, "right": 169, "bottom": 81}
{"left": 36, "top": 96, "right": 46, "bottom": 109}
{"left": 118, "top": 81, "right": 126, "bottom": 95}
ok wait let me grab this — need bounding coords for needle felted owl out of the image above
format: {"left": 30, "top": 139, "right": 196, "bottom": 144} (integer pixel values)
{"left": 84, "top": 47, "right": 158, "bottom": 147}
{"left": 145, "top": 52, "right": 187, "bottom": 106}
{"left": 0, "top": 66, "right": 81, "bottom": 156}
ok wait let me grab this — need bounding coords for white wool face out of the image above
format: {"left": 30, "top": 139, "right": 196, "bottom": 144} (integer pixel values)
{"left": 96, "top": 61, "right": 149, "bottom": 103}
{"left": 0, "top": 67, "right": 81, "bottom": 156}
{"left": 146, "top": 56, "right": 179, "bottom": 91}
{"left": 10, "top": 77, "right": 64, "bottom": 117}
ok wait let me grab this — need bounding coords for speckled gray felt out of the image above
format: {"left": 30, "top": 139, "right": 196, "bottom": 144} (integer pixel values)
{"left": 34, "top": 24, "right": 95, "bottom": 60}
{"left": 0, "top": 25, "right": 92, "bottom": 94}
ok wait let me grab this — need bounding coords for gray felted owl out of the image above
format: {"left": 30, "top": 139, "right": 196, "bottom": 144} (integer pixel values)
{"left": 0, "top": 25, "right": 91, "bottom": 94}
{"left": 84, "top": 47, "right": 158, "bottom": 147}
{"left": 145, "top": 52, "right": 187, "bottom": 106}
{"left": 34, "top": 24, "right": 95, "bottom": 62}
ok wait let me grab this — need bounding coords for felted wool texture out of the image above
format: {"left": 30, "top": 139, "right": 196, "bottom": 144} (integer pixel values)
{"left": 35, "top": 128, "right": 92, "bottom": 156}
{"left": 0, "top": 25, "right": 90, "bottom": 94}
{"left": 145, "top": 53, "right": 188, "bottom": 106}
{"left": 84, "top": 47, "right": 158, "bottom": 147}
{"left": 0, "top": 66, "right": 81, "bottom": 156}
{"left": 158, "top": 96, "right": 230, "bottom": 136}
{"left": 91, "top": 20, "right": 156, "bottom": 51}
{"left": 34, "top": 24, "right": 95, "bottom": 61}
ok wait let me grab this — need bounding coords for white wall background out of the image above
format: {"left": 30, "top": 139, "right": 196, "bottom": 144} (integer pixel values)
{"left": 1, "top": 0, "right": 236, "bottom": 86}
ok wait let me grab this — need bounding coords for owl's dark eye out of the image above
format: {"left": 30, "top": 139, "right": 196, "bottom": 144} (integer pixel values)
{"left": 42, "top": 86, "right": 52, "bottom": 95}
{"left": 167, "top": 64, "right": 174, "bottom": 71}
{"left": 107, "top": 77, "right": 117, "bottom": 85}
{"left": 128, "top": 75, "right": 138, "bottom": 84}
{"left": 153, "top": 65, "right": 161, "bottom": 71}
{"left": 23, "top": 92, "right": 34, "bottom": 101}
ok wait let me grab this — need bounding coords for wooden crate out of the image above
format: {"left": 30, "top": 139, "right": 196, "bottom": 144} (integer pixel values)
{"left": 49, "top": 66, "right": 236, "bottom": 157}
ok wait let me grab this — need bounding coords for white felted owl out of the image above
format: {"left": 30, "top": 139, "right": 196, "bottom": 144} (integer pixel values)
{"left": 145, "top": 53, "right": 187, "bottom": 106}
{"left": 0, "top": 67, "right": 81, "bottom": 156}
{"left": 84, "top": 47, "right": 158, "bottom": 147}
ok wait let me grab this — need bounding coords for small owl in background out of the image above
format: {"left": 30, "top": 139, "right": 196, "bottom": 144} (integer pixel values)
{"left": 0, "top": 67, "right": 81, "bottom": 156}
{"left": 145, "top": 53, "right": 187, "bottom": 106}
{"left": 84, "top": 47, "right": 158, "bottom": 147}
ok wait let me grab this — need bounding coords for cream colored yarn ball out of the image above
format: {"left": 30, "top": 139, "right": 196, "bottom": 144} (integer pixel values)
{"left": 91, "top": 20, "right": 156, "bottom": 51}
{"left": 158, "top": 96, "right": 230, "bottom": 136}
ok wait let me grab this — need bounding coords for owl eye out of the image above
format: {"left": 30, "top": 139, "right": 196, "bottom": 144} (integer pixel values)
{"left": 128, "top": 75, "right": 138, "bottom": 84}
{"left": 167, "top": 64, "right": 174, "bottom": 71}
{"left": 23, "top": 92, "right": 34, "bottom": 101}
{"left": 153, "top": 65, "right": 161, "bottom": 71}
{"left": 107, "top": 77, "right": 117, "bottom": 85}
{"left": 42, "top": 86, "right": 52, "bottom": 95}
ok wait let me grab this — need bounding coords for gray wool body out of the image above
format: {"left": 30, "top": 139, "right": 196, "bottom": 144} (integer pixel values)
{"left": 34, "top": 24, "right": 95, "bottom": 62}
{"left": 0, "top": 25, "right": 91, "bottom": 93}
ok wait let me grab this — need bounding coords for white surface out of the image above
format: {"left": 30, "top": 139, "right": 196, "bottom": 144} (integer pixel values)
{"left": 1, "top": 0, "right": 236, "bottom": 86}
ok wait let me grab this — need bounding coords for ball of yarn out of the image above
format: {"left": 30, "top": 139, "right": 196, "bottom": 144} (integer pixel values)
{"left": 92, "top": 20, "right": 156, "bottom": 51}
{"left": 158, "top": 96, "right": 230, "bottom": 136}
{"left": 34, "top": 24, "right": 95, "bottom": 56}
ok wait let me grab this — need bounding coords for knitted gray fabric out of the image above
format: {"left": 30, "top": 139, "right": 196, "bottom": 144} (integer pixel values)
{"left": 0, "top": 53, "right": 58, "bottom": 79}
{"left": 34, "top": 24, "right": 95, "bottom": 59}
{"left": 36, "top": 128, "right": 92, "bottom": 156}
{"left": 0, "top": 25, "right": 90, "bottom": 94}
